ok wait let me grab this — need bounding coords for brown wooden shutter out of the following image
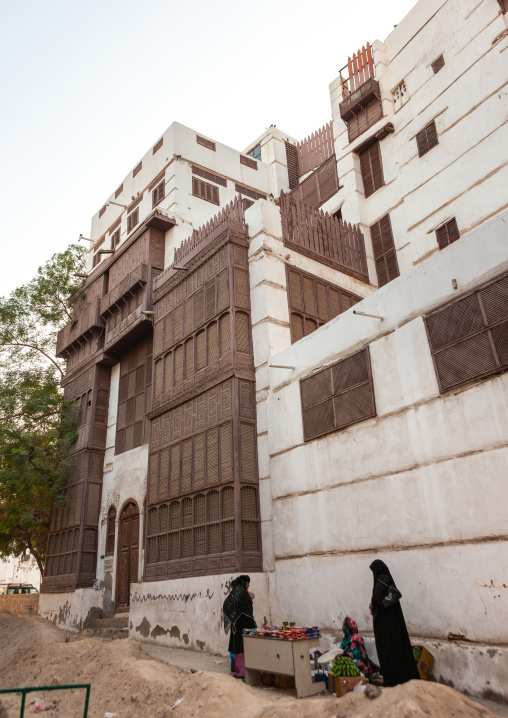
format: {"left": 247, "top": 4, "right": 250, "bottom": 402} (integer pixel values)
{"left": 240, "top": 423, "right": 257, "bottom": 482}
{"left": 219, "top": 314, "right": 231, "bottom": 358}
{"left": 152, "top": 181, "right": 165, "bottom": 208}
{"left": 370, "top": 214, "right": 399, "bottom": 287}
{"left": 217, "top": 269, "right": 229, "bottom": 312}
{"left": 192, "top": 177, "right": 220, "bottom": 205}
{"left": 205, "top": 279, "right": 216, "bottom": 320}
{"left": 235, "top": 268, "right": 250, "bottom": 308}
{"left": 235, "top": 184, "right": 267, "bottom": 201}
{"left": 99, "top": 204, "right": 107, "bottom": 218}
{"left": 240, "top": 155, "right": 258, "bottom": 170}
{"left": 425, "top": 272, "right": 508, "bottom": 392}
{"left": 316, "top": 156, "right": 339, "bottom": 205}
{"left": 164, "top": 352, "right": 173, "bottom": 391}
{"left": 115, "top": 184, "right": 123, "bottom": 199}
{"left": 196, "top": 331, "right": 206, "bottom": 370}
{"left": 285, "top": 141, "right": 299, "bottom": 189}
{"left": 133, "top": 162, "right": 142, "bottom": 177}
{"left": 183, "top": 297, "right": 193, "bottom": 337}
{"left": 300, "top": 347, "right": 376, "bottom": 441}
{"left": 431, "top": 55, "right": 445, "bottom": 73}
{"left": 208, "top": 321, "right": 219, "bottom": 365}
{"left": 185, "top": 338, "right": 194, "bottom": 379}
{"left": 196, "top": 135, "right": 216, "bottom": 151}
{"left": 153, "top": 137, "right": 163, "bottom": 154}
{"left": 235, "top": 312, "right": 250, "bottom": 353}
{"left": 288, "top": 269, "right": 304, "bottom": 311}
{"left": 359, "top": 141, "right": 384, "bottom": 197}
{"left": 192, "top": 166, "right": 227, "bottom": 187}
{"left": 347, "top": 98, "right": 383, "bottom": 142}
{"left": 416, "top": 121, "right": 438, "bottom": 157}
{"left": 436, "top": 218, "right": 460, "bottom": 249}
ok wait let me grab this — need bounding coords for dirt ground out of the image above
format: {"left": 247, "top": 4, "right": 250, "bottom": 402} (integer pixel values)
{"left": 0, "top": 611, "right": 501, "bottom": 718}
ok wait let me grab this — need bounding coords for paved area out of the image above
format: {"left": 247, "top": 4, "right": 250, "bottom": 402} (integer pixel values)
{"left": 140, "top": 642, "right": 508, "bottom": 714}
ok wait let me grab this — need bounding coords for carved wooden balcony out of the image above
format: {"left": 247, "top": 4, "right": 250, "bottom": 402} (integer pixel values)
{"left": 339, "top": 77, "right": 381, "bottom": 122}
{"left": 100, "top": 262, "right": 148, "bottom": 317}
{"left": 56, "top": 298, "right": 105, "bottom": 357}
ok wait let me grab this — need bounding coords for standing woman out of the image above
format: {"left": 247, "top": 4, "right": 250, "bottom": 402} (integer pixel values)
{"left": 222, "top": 575, "right": 256, "bottom": 679}
{"left": 369, "top": 560, "right": 419, "bottom": 687}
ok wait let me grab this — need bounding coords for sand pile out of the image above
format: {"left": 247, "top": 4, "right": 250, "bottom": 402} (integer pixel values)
{"left": 0, "top": 612, "right": 498, "bottom": 718}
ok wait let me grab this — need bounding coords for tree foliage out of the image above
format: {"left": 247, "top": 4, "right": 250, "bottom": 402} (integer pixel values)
{"left": 0, "top": 245, "right": 87, "bottom": 570}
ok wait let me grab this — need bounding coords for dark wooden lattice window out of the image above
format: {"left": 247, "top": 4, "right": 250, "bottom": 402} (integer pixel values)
{"left": 196, "top": 135, "right": 216, "bottom": 151}
{"left": 431, "top": 55, "right": 445, "bottom": 74}
{"left": 416, "top": 121, "right": 438, "bottom": 157}
{"left": 290, "top": 156, "right": 339, "bottom": 209}
{"left": 347, "top": 98, "right": 383, "bottom": 143}
{"left": 115, "top": 335, "right": 153, "bottom": 454}
{"left": 359, "top": 141, "right": 384, "bottom": 197}
{"left": 436, "top": 218, "right": 460, "bottom": 249}
{"left": 106, "top": 507, "right": 116, "bottom": 555}
{"left": 127, "top": 208, "right": 139, "bottom": 233}
{"left": 192, "top": 177, "right": 219, "bottom": 205}
{"left": 285, "top": 141, "right": 299, "bottom": 190}
{"left": 287, "top": 266, "right": 361, "bottom": 343}
{"left": 370, "top": 214, "right": 399, "bottom": 287}
{"left": 300, "top": 347, "right": 376, "bottom": 441}
{"left": 111, "top": 229, "right": 121, "bottom": 248}
{"left": 424, "top": 272, "right": 508, "bottom": 393}
{"left": 152, "top": 181, "right": 165, "bottom": 208}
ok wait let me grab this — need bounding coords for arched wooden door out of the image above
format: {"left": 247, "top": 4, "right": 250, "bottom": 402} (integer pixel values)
{"left": 115, "top": 501, "right": 139, "bottom": 611}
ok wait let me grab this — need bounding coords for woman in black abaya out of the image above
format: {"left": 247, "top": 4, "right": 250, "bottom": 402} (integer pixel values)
{"left": 369, "top": 560, "right": 419, "bottom": 687}
{"left": 222, "top": 575, "right": 256, "bottom": 678}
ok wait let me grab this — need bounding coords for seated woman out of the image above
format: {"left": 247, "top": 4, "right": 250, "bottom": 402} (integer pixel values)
{"left": 340, "top": 616, "right": 374, "bottom": 675}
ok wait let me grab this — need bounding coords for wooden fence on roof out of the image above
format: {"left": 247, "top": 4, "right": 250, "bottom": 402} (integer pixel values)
{"left": 296, "top": 122, "right": 334, "bottom": 176}
{"left": 347, "top": 43, "right": 375, "bottom": 93}
{"left": 280, "top": 193, "right": 369, "bottom": 283}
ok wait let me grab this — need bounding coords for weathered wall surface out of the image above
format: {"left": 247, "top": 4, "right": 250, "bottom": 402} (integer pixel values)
{"left": 38, "top": 589, "right": 102, "bottom": 632}
{"left": 259, "top": 208, "right": 508, "bottom": 698}
{"left": 0, "top": 594, "right": 39, "bottom": 617}
{"left": 129, "top": 573, "right": 270, "bottom": 655}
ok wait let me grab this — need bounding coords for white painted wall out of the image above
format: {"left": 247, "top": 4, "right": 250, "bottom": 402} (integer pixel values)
{"left": 129, "top": 572, "right": 270, "bottom": 655}
{"left": 0, "top": 554, "right": 41, "bottom": 590}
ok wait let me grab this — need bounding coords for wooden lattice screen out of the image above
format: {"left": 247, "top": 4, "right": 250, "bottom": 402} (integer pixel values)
{"left": 424, "top": 272, "right": 508, "bottom": 393}
{"left": 287, "top": 266, "right": 362, "bottom": 343}
{"left": 300, "top": 347, "right": 376, "bottom": 441}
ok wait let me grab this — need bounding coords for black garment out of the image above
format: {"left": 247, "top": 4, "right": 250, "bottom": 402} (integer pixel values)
{"left": 222, "top": 576, "right": 256, "bottom": 655}
{"left": 370, "top": 560, "right": 420, "bottom": 687}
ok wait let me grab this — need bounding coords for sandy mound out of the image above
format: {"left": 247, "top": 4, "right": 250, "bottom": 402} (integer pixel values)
{"left": 0, "top": 612, "right": 498, "bottom": 718}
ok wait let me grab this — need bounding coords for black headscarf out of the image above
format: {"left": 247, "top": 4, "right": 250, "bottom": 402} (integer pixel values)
{"left": 222, "top": 575, "right": 253, "bottom": 635}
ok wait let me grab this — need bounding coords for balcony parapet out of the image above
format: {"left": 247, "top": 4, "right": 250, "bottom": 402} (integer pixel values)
{"left": 100, "top": 263, "right": 148, "bottom": 317}
{"left": 339, "top": 77, "right": 381, "bottom": 122}
{"left": 56, "top": 298, "right": 105, "bottom": 358}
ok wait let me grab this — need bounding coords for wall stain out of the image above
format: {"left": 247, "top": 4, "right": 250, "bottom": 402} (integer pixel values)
{"left": 151, "top": 625, "right": 170, "bottom": 639}
{"left": 170, "top": 626, "right": 181, "bottom": 640}
{"left": 183, "top": 633, "right": 189, "bottom": 645}
{"left": 196, "top": 640, "right": 205, "bottom": 651}
{"left": 475, "top": 579, "right": 508, "bottom": 614}
{"left": 486, "top": 648, "right": 499, "bottom": 658}
{"left": 135, "top": 617, "right": 151, "bottom": 638}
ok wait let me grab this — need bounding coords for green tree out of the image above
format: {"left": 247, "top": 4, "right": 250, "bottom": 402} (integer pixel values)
{"left": 0, "top": 245, "right": 87, "bottom": 571}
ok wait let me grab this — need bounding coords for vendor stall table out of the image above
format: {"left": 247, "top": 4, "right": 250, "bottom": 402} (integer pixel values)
{"left": 243, "top": 635, "right": 324, "bottom": 699}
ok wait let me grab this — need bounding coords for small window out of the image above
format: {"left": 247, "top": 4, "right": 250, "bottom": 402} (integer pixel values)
{"left": 431, "top": 55, "right": 445, "bottom": 74}
{"left": 192, "top": 166, "right": 227, "bottom": 187}
{"left": 106, "top": 507, "right": 116, "bottom": 555}
{"left": 370, "top": 214, "right": 399, "bottom": 287}
{"left": 436, "top": 218, "right": 460, "bottom": 249}
{"left": 152, "top": 181, "right": 165, "bottom": 208}
{"left": 416, "top": 121, "right": 438, "bottom": 157}
{"left": 99, "top": 204, "right": 107, "bottom": 218}
{"left": 192, "top": 177, "right": 219, "bottom": 205}
{"left": 115, "top": 184, "right": 123, "bottom": 198}
{"left": 300, "top": 347, "right": 376, "bottom": 441}
{"left": 234, "top": 184, "right": 267, "bottom": 202}
{"left": 248, "top": 144, "right": 261, "bottom": 161}
{"left": 127, "top": 208, "right": 139, "bottom": 233}
{"left": 153, "top": 137, "right": 163, "bottom": 154}
{"left": 359, "top": 141, "right": 384, "bottom": 197}
{"left": 111, "top": 229, "right": 121, "bottom": 248}
{"left": 347, "top": 98, "right": 383, "bottom": 142}
{"left": 133, "top": 161, "right": 142, "bottom": 177}
{"left": 92, "top": 253, "right": 101, "bottom": 268}
{"left": 196, "top": 135, "right": 216, "bottom": 151}
{"left": 392, "top": 80, "right": 408, "bottom": 112}
{"left": 240, "top": 155, "right": 258, "bottom": 170}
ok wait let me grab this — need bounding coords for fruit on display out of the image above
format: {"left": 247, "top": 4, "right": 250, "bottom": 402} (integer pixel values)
{"left": 412, "top": 646, "right": 423, "bottom": 662}
{"left": 332, "top": 655, "right": 361, "bottom": 677}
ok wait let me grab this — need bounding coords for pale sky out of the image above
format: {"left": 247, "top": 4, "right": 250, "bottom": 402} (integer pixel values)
{"left": 0, "top": 0, "right": 416, "bottom": 297}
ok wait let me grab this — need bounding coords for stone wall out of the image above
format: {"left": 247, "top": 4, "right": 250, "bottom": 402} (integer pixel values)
{"left": 0, "top": 594, "right": 39, "bottom": 617}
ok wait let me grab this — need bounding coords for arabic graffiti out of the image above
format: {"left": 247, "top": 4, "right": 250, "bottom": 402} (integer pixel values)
{"left": 474, "top": 579, "right": 508, "bottom": 614}
{"left": 131, "top": 588, "right": 214, "bottom": 603}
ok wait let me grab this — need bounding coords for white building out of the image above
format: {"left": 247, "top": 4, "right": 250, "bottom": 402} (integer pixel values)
{"left": 39, "top": 0, "right": 508, "bottom": 701}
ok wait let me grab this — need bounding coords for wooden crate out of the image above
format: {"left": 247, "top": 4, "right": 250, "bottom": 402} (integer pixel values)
{"left": 328, "top": 673, "right": 367, "bottom": 696}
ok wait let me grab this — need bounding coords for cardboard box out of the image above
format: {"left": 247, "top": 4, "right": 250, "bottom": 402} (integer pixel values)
{"left": 413, "top": 645, "right": 434, "bottom": 680}
{"left": 327, "top": 673, "right": 367, "bottom": 696}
